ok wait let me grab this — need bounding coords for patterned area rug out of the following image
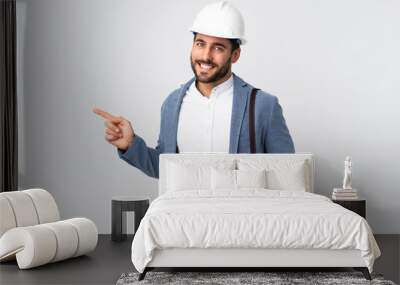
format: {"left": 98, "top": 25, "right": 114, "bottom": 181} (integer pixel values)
{"left": 116, "top": 271, "right": 396, "bottom": 285}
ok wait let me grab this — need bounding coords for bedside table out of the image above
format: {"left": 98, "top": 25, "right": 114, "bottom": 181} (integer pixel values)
{"left": 111, "top": 196, "right": 150, "bottom": 242}
{"left": 332, "top": 199, "right": 366, "bottom": 218}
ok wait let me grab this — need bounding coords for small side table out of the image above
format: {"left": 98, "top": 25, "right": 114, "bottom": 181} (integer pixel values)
{"left": 111, "top": 196, "right": 150, "bottom": 242}
{"left": 332, "top": 199, "right": 366, "bottom": 218}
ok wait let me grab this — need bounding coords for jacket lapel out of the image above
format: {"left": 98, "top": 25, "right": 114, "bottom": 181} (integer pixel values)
{"left": 170, "top": 77, "right": 195, "bottom": 152}
{"left": 229, "top": 74, "right": 250, "bottom": 153}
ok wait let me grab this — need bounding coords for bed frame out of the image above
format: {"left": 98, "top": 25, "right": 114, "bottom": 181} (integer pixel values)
{"left": 140, "top": 248, "right": 371, "bottom": 280}
{"left": 138, "top": 153, "right": 372, "bottom": 281}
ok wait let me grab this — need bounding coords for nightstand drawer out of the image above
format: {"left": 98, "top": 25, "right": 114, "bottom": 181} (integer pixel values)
{"left": 332, "top": 199, "right": 366, "bottom": 218}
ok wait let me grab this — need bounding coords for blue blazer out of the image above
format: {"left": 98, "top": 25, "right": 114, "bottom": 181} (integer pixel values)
{"left": 118, "top": 73, "right": 295, "bottom": 178}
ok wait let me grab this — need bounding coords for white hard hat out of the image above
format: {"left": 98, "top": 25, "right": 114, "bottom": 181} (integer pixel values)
{"left": 189, "top": 1, "right": 246, "bottom": 45}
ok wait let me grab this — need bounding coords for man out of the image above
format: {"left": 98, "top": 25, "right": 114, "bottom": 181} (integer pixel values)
{"left": 93, "top": 1, "right": 295, "bottom": 179}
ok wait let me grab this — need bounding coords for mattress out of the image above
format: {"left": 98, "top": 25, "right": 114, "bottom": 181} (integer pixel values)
{"left": 131, "top": 189, "right": 381, "bottom": 273}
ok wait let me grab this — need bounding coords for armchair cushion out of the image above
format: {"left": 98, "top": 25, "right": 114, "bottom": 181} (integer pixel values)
{"left": 0, "top": 189, "right": 97, "bottom": 269}
{"left": 0, "top": 218, "right": 97, "bottom": 269}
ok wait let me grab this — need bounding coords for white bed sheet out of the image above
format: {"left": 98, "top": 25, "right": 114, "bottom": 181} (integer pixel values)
{"left": 131, "top": 190, "right": 380, "bottom": 273}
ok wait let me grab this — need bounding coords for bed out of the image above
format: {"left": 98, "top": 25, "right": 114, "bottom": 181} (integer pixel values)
{"left": 130, "top": 153, "right": 381, "bottom": 281}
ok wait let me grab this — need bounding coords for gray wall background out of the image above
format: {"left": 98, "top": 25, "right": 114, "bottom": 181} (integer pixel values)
{"left": 16, "top": 0, "right": 400, "bottom": 234}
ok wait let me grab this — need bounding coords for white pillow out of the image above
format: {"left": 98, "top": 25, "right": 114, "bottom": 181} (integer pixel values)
{"left": 167, "top": 162, "right": 208, "bottom": 191}
{"left": 211, "top": 168, "right": 236, "bottom": 190}
{"left": 236, "top": 169, "right": 267, "bottom": 189}
{"left": 237, "top": 159, "right": 309, "bottom": 191}
{"left": 267, "top": 162, "right": 306, "bottom": 191}
{"left": 211, "top": 168, "right": 267, "bottom": 190}
{"left": 166, "top": 159, "right": 235, "bottom": 192}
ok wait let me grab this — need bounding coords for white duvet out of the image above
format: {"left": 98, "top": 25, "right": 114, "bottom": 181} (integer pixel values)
{"left": 131, "top": 190, "right": 381, "bottom": 273}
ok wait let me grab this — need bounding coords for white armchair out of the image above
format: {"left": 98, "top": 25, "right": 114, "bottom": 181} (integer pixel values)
{"left": 0, "top": 188, "right": 98, "bottom": 269}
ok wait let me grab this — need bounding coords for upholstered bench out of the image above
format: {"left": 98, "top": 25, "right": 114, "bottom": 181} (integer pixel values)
{"left": 0, "top": 188, "right": 98, "bottom": 269}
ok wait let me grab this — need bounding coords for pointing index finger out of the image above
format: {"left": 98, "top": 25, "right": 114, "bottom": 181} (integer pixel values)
{"left": 93, "top": 107, "right": 122, "bottom": 123}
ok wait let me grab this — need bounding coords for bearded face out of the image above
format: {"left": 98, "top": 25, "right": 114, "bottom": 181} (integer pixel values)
{"left": 190, "top": 53, "right": 232, "bottom": 84}
{"left": 190, "top": 34, "right": 239, "bottom": 84}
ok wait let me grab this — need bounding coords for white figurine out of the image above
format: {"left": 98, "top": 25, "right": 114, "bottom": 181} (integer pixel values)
{"left": 342, "top": 156, "right": 352, "bottom": 190}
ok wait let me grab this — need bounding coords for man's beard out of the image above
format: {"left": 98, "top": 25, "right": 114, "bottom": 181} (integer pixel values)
{"left": 190, "top": 56, "right": 231, "bottom": 84}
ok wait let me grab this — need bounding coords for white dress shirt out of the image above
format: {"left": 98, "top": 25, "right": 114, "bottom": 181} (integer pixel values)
{"left": 177, "top": 75, "right": 233, "bottom": 153}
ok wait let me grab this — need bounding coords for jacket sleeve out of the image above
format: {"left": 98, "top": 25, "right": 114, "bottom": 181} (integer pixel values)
{"left": 116, "top": 102, "right": 166, "bottom": 179}
{"left": 265, "top": 97, "right": 295, "bottom": 153}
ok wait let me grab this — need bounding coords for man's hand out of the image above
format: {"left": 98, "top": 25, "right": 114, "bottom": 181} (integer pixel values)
{"left": 93, "top": 107, "right": 134, "bottom": 151}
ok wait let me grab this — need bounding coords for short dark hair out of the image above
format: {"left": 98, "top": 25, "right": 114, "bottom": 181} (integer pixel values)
{"left": 230, "top": 39, "right": 241, "bottom": 52}
{"left": 193, "top": 32, "right": 240, "bottom": 53}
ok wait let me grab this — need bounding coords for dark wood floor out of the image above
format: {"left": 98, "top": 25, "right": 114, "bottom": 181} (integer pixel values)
{"left": 0, "top": 234, "right": 399, "bottom": 285}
